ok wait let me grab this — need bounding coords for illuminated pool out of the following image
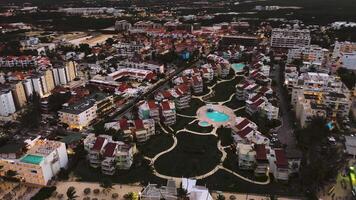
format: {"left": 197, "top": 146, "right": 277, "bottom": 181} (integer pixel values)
{"left": 206, "top": 111, "right": 230, "bottom": 122}
{"left": 232, "top": 63, "right": 245, "bottom": 72}
{"left": 20, "top": 154, "right": 43, "bottom": 165}
{"left": 199, "top": 121, "right": 211, "bottom": 127}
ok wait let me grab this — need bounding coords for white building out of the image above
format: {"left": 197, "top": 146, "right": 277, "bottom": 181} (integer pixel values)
{"left": 287, "top": 45, "right": 329, "bottom": 64}
{"left": 270, "top": 28, "right": 311, "bottom": 48}
{"left": 0, "top": 88, "right": 16, "bottom": 116}
{"left": 0, "top": 138, "right": 68, "bottom": 185}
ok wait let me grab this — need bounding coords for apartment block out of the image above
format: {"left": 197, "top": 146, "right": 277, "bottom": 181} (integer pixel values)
{"left": 59, "top": 92, "right": 114, "bottom": 130}
{"left": 0, "top": 88, "right": 16, "bottom": 116}
{"left": 287, "top": 45, "right": 329, "bottom": 64}
{"left": 270, "top": 28, "right": 311, "bottom": 48}
{"left": 291, "top": 72, "right": 351, "bottom": 127}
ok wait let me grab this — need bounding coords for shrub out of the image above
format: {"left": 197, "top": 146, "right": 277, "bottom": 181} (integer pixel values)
{"left": 30, "top": 186, "right": 56, "bottom": 200}
{"left": 93, "top": 189, "right": 100, "bottom": 194}
{"left": 112, "top": 193, "right": 119, "bottom": 199}
{"left": 84, "top": 188, "right": 91, "bottom": 195}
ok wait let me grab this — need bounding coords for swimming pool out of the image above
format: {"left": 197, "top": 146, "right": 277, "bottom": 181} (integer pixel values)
{"left": 199, "top": 121, "right": 211, "bottom": 127}
{"left": 20, "top": 154, "right": 44, "bottom": 165}
{"left": 232, "top": 63, "right": 245, "bottom": 72}
{"left": 206, "top": 111, "right": 230, "bottom": 122}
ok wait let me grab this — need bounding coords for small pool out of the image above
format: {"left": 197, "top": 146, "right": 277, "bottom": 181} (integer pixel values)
{"left": 232, "top": 63, "right": 245, "bottom": 72}
{"left": 206, "top": 111, "right": 230, "bottom": 122}
{"left": 20, "top": 154, "right": 43, "bottom": 165}
{"left": 199, "top": 121, "right": 211, "bottom": 127}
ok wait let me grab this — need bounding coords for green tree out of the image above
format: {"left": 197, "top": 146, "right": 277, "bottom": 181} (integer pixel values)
{"left": 66, "top": 186, "right": 78, "bottom": 200}
{"left": 19, "top": 93, "right": 42, "bottom": 129}
{"left": 337, "top": 67, "right": 356, "bottom": 90}
{"left": 296, "top": 117, "right": 340, "bottom": 196}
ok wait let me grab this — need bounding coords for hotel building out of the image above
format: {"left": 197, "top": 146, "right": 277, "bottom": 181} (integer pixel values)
{"left": 0, "top": 138, "right": 68, "bottom": 185}
{"left": 58, "top": 92, "right": 114, "bottom": 130}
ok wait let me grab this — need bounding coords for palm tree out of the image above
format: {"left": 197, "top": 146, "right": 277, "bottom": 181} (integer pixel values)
{"left": 66, "top": 186, "right": 78, "bottom": 200}
{"left": 100, "top": 178, "right": 113, "bottom": 194}
{"left": 217, "top": 194, "right": 225, "bottom": 200}
{"left": 177, "top": 187, "right": 188, "bottom": 200}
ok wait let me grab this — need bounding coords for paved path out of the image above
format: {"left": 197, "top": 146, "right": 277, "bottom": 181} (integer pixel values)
{"left": 177, "top": 113, "right": 196, "bottom": 118}
{"left": 145, "top": 74, "right": 271, "bottom": 186}
{"left": 220, "top": 167, "right": 270, "bottom": 185}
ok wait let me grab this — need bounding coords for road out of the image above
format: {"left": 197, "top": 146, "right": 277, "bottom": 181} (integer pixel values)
{"left": 272, "top": 64, "right": 299, "bottom": 154}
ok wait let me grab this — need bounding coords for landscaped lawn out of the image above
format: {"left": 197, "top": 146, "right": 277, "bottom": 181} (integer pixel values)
{"left": 185, "top": 120, "right": 213, "bottom": 133}
{"left": 137, "top": 133, "right": 174, "bottom": 158}
{"left": 197, "top": 170, "right": 301, "bottom": 196}
{"left": 217, "top": 127, "right": 234, "bottom": 146}
{"left": 208, "top": 77, "right": 240, "bottom": 102}
{"left": 170, "top": 116, "right": 195, "bottom": 131}
{"left": 154, "top": 132, "right": 221, "bottom": 177}
{"left": 223, "top": 97, "right": 245, "bottom": 110}
{"left": 73, "top": 159, "right": 166, "bottom": 185}
{"left": 178, "top": 98, "right": 205, "bottom": 116}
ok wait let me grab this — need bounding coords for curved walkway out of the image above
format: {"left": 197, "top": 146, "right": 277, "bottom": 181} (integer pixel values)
{"left": 220, "top": 167, "right": 270, "bottom": 185}
{"left": 146, "top": 74, "right": 271, "bottom": 186}
{"left": 177, "top": 113, "right": 196, "bottom": 118}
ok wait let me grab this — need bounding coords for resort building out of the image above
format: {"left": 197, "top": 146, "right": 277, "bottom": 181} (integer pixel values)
{"left": 236, "top": 143, "right": 256, "bottom": 170}
{"left": 254, "top": 144, "right": 269, "bottom": 176}
{"left": 138, "top": 100, "right": 160, "bottom": 121}
{"left": 84, "top": 134, "right": 134, "bottom": 174}
{"left": 270, "top": 28, "right": 311, "bottom": 48}
{"left": 206, "top": 54, "right": 231, "bottom": 78}
{"left": 200, "top": 67, "right": 214, "bottom": 82}
{"left": 155, "top": 84, "right": 191, "bottom": 110}
{"left": 232, "top": 117, "right": 269, "bottom": 145}
{"left": 0, "top": 138, "right": 68, "bottom": 185}
{"left": 58, "top": 92, "right": 114, "bottom": 130}
{"left": 269, "top": 149, "right": 289, "bottom": 182}
{"left": 160, "top": 100, "right": 176, "bottom": 126}
{"left": 104, "top": 119, "right": 155, "bottom": 143}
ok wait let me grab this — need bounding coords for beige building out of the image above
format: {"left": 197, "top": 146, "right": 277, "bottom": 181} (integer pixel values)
{"left": 44, "top": 68, "right": 55, "bottom": 92}
{"left": 0, "top": 138, "right": 68, "bottom": 185}
{"left": 11, "top": 81, "right": 27, "bottom": 109}
{"left": 66, "top": 61, "right": 78, "bottom": 82}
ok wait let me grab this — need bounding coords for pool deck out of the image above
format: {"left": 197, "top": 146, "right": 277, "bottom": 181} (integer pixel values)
{"left": 196, "top": 104, "right": 236, "bottom": 128}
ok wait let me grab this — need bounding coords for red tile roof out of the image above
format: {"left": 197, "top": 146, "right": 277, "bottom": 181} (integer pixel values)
{"left": 236, "top": 126, "right": 254, "bottom": 138}
{"left": 160, "top": 101, "right": 171, "bottom": 110}
{"left": 103, "top": 142, "right": 117, "bottom": 157}
{"left": 255, "top": 144, "right": 267, "bottom": 161}
{"left": 134, "top": 119, "right": 144, "bottom": 129}
{"left": 252, "top": 98, "right": 265, "bottom": 108}
{"left": 92, "top": 137, "right": 106, "bottom": 151}
{"left": 148, "top": 101, "right": 158, "bottom": 109}
{"left": 250, "top": 94, "right": 263, "bottom": 103}
{"left": 235, "top": 118, "right": 250, "bottom": 130}
{"left": 119, "top": 119, "right": 128, "bottom": 129}
{"left": 275, "top": 149, "right": 288, "bottom": 168}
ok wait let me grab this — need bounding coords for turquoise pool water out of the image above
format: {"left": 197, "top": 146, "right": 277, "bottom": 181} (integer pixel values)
{"left": 232, "top": 63, "right": 245, "bottom": 72}
{"left": 206, "top": 111, "right": 230, "bottom": 122}
{"left": 20, "top": 154, "right": 43, "bottom": 165}
{"left": 199, "top": 121, "right": 211, "bottom": 127}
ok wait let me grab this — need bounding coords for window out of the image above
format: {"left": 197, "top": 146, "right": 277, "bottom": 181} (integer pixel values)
{"left": 31, "top": 170, "right": 37, "bottom": 174}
